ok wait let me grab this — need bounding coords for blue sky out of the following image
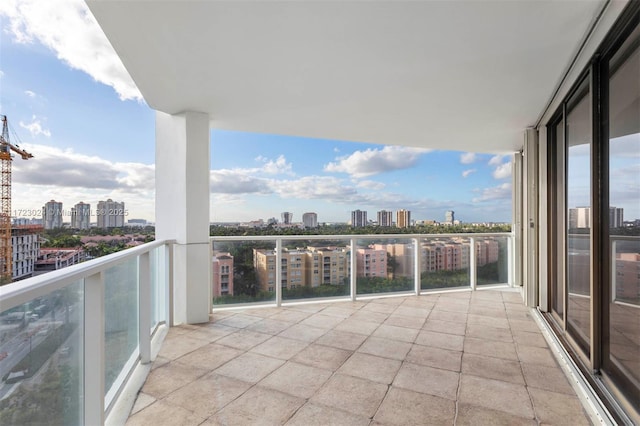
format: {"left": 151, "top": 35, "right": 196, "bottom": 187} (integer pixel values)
{"left": 0, "top": 0, "right": 515, "bottom": 224}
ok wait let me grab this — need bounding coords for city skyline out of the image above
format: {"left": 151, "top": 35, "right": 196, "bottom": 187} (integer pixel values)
{"left": 0, "top": 0, "right": 562, "bottom": 225}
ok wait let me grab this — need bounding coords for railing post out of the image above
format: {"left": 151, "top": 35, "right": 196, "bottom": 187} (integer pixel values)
{"left": 139, "top": 252, "right": 151, "bottom": 364}
{"left": 276, "top": 238, "right": 282, "bottom": 307}
{"left": 469, "top": 237, "right": 477, "bottom": 291}
{"left": 84, "top": 271, "right": 105, "bottom": 426}
{"left": 350, "top": 239, "right": 356, "bottom": 301}
{"left": 413, "top": 238, "right": 420, "bottom": 296}
{"left": 507, "top": 235, "right": 514, "bottom": 287}
{"left": 167, "top": 242, "right": 174, "bottom": 327}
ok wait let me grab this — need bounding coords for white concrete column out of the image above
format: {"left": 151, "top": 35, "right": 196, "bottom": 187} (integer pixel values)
{"left": 156, "top": 111, "right": 211, "bottom": 324}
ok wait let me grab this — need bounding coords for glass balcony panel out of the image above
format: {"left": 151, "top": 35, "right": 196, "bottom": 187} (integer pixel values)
{"left": 150, "top": 247, "right": 159, "bottom": 330}
{"left": 420, "top": 237, "right": 471, "bottom": 291}
{"left": 356, "top": 238, "right": 413, "bottom": 296}
{"left": 104, "top": 258, "right": 139, "bottom": 395}
{"left": 476, "top": 236, "right": 510, "bottom": 286}
{"left": 0, "top": 280, "right": 84, "bottom": 425}
{"left": 149, "top": 245, "right": 167, "bottom": 330}
{"left": 212, "top": 240, "right": 277, "bottom": 305}
{"left": 282, "top": 239, "right": 350, "bottom": 301}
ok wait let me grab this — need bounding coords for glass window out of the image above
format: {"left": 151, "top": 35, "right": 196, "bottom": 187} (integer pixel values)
{"left": 566, "top": 77, "right": 592, "bottom": 355}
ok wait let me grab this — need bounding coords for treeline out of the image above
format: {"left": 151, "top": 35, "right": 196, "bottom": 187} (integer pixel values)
{"left": 211, "top": 223, "right": 511, "bottom": 237}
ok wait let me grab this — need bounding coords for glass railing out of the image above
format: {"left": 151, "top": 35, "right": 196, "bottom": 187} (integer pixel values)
{"left": 210, "top": 232, "right": 513, "bottom": 308}
{"left": 0, "top": 239, "right": 172, "bottom": 425}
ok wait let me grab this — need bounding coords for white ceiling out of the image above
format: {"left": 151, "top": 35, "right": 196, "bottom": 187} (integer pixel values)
{"left": 87, "top": 0, "right": 605, "bottom": 154}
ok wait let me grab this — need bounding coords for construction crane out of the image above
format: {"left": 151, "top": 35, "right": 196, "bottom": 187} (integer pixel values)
{"left": 1, "top": 115, "right": 33, "bottom": 284}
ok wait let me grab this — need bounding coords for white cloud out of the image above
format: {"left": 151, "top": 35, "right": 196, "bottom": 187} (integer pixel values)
{"left": 24, "top": 90, "right": 36, "bottom": 98}
{"left": 19, "top": 115, "right": 51, "bottom": 138}
{"left": 473, "top": 183, "right": 512, "bottom": 202}
{"left": 355, "top": 180, "right": 386, "bottom": 190}
{"left": 0, "top": 0, "right": 142, "bottom": 101}
{"left": 0, "top": 70, "right": 4, "bottom": 78}
{"left": 210, "top": 169, "right": 271, "bottom": 194}
{"left": 462, "top": 169, "right": 477, "bottom": 178}
{"left": 255, "top": 155, "right": 294, "bottom": 175}
{"left": 460, "top": 152, "right": 476, "bottom": 164}
{"left": 12, "top": 143, "right": 154, "bottom": 191}
{"left": 488, "top": 155, "right": 506, "bottom": 166}
{"left": 492, "top": 162, "right": 512, "bottom": 179}
{"left": 324, "top": 145, "right": 430, "bottom": 178}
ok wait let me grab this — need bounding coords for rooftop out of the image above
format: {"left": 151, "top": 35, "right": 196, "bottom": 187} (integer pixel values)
{"left": 127, "top": 289, "right": 591, "bottom": 425}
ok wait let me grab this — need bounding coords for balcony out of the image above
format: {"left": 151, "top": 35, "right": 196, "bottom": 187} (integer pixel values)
{"left": 0, "top": 232, "right": 605, "bottom": 425}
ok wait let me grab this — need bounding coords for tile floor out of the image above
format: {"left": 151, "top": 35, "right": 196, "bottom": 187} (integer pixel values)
{"left": 127, "top": 289, "right": 592, "bottom": 425}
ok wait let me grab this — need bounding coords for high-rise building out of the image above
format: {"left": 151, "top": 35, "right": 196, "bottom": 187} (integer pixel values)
{"left": 568, "top": 207, "right": 590, "bottom": 229}
{"left": 351, "top": 210, "right": 367, "bottom": 227}
{"left": 610, "top": 207, "right": 624, "bottom": 228}
{"left": 97, "top": 199, "right": 125, "bottom": 228}
{"left": 356, "top": 247, "right": 387, "bottom": 278}
{"left": 396, "top": 209, "right": 411, "bottom": 228}
{"left": 302, "top": 212, "right": 318, "bottom": 228}
{"left": 377, "top": 210, "right": 393, "bottom": 227}
{"left": 42, "top": 200, "right": 63, "bottom": 229}
{"left": 445, "top": 210, "right": 455, "bottom": 225}
{"left": 281, "top": 212, "right": 293, "bottom": 225}
{"left": 71, "top": 202, "right": 91, "bottom": 230}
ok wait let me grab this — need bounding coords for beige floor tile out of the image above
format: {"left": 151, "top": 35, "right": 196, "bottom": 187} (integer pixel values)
{"left": 204, "top": 406, "right": 266, "bottom": 426}
{"left": 509, "top": 318, "right": 543, "bottom": 333}
{"left": 300, "top": 313, "right": 345, "bottom": 329}
{"left": 215, "top": 329, "right": 272, "bottom": 351}
{"left": 157, "top": 333, "right": 210, "bottom": 360}
{"left": 502, "top": 292, "right": 525, "bottom": 303}
{"left": 468, "top": 304, "right": 507, "bottom": 318}
{"left": 350, "top": 310, "right": 390, "bottom": 324}
{"left": 429, "top": 309, "right": 468, "bottom": 324}
{"left": 393, "top": 306, "right": 430, "bottom": 318}
{"left": 250, "top": 335, "right": 309, "bottom": 360}
{"left": 129, "top": 392, "right": 155, "bottom": 416}
{"left": 372, "top": 324, "right": 419, "bottom": 343}
{"left": 174, "top": 342, "right": 242, "bottom": 370}
{"left": 141, "top": 361, "right": 209, "bottom": 399}
{"left": 269, "top": 309, "right": 312, "bottom": 323}
{"left": 516, "top": 345, "right": 558, "bottom": 367}
{"left": 291, "top": 343, "right": 352, "bottom": 371}
{"left": 464, "top": 337, "right": 518, "bottom": 360}
{"left": 455, "top": 403, "right": 536, "bottom": 425}
{"left": 150, "top": 355, "right": 170, "bottom": 371}
{"left": 467, "top": 314, "right": 510, "bottom": 329}
{"left": 334, "top": 317, "right": 380, "bottom": 335}
{"left": 406, "top": 344, "right": 462, "bottom": 371}
{"left": 311, "top": 374, "right": 388, "bottom": 418}
{"left": 374, "top": 387, "right": 456, "bottom": 426}
{"left": 393, "top": 361, "right": 459, "bottom": 400}
{"left": 214, "top": 352, "right": 284, "bottom": 383}
{"left": 285, "top": 402, "right": 370, "bottom": 426}
{"left": 423, "top": 319, "right": 467, "bottom": 335}
{"left": 217, "top": 314, "right": 263, "bottom": 329}
{"left": 315, "top": 329, "right": 368, "bottom": 351}
{"left": 466, "top": 323, "right": 514, "bottom": 342}
{"left": 361, "top": 302, "right": 397, "bottom": 314}
{"left": 512, "top": 330, "right": 548, "bottom": 348}
{"left": 458, "top": 374, "right": 534, "bottom": 418}
{"left": 521, "top": 363, "right": 574, "bottom": 394}
{"left": 260, "top": 361, "right": 332, "bottom": 398}
{"left": 277, "top": 323, "right": 327, "bottom": 342}
{"left": 220, "top": 386, "right": 305, "bottom": 424}
{"left": 321, "top": 306, "right": 358, "bottom": 318}
{"left": 245, "top": 318, "right": 294, "bottom": 335}
{"left": 185, "top": 323, "right": 236, "bottom": 342}
{"left": 165, "top": 373, "right": 251, "bottom": 418}
{"left": 415, "top": 329, "right": 464, "bottom": 351}
{"left": 338, "top": 352, "right": 402, "bottom": 384}
{"left": 126, "top": 399, "right": 205, "bottom": 426}
{"left": 383, "top": 314, "right": 426, "bottom": 329}
{"left": 358, "top": 336, "right": 412, "bottom": 360}
{"left": 461, "top": 352, "right": 525, "bottom": 384}
{"left": 528, "top": 387, "right": 591, "bottom": 425}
